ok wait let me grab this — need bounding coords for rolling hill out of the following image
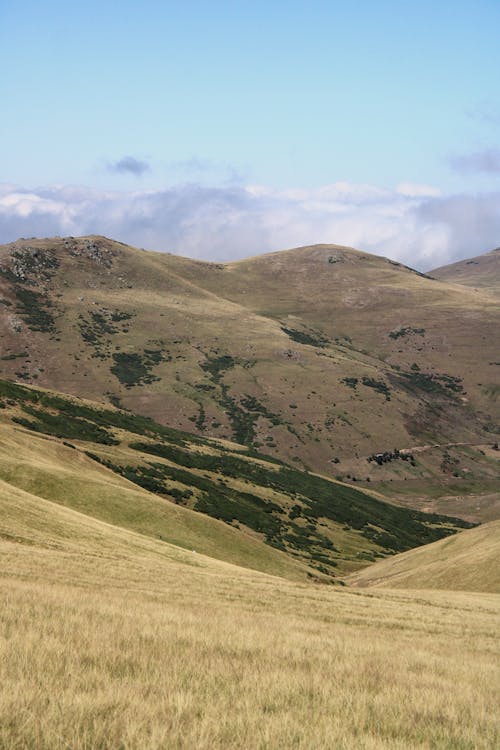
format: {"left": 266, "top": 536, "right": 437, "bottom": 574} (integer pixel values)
{"left": 348, "top": 519, "right": 500, "bottom": 593}
{"left": 1, "top": 235, "right": 498, "bottom": 520}
{"left": 431, "top": 246, "right": 500, "bottom": 295}
{"left": 0, "top": 378, "right": 471, "bottom": 578}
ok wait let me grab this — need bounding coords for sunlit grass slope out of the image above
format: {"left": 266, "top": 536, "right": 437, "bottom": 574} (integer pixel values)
{"left": 0, "top": 420, "right": 314, "bottom": 582}
{"left": 1, "top": 476, "right": 499, "bottom": 749}
{"left": 431, "top": 246, "right": 500, "bottom": 295}
{"left": 348, "top": 520, "right": 500, "bottom": 592}
{"left": 0, "top": 378, "right": 471, "bottom": 578}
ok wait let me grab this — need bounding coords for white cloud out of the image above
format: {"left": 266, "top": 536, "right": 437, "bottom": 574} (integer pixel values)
{"left": 0, "top": 181, "right": 498, "bottom": 270}
{"left": 396, "top": 182, "right": 442, "bottom": 198}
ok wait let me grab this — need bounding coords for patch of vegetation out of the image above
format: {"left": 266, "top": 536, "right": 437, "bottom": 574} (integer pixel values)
{"left": 107, "top": 393, "right": 124, "bottom": 409}
{"left": 342, "top": 377, "right": 358, "bottom": 389}
{"left": 367, "top": 449, "right": 416, "bottom": 467}
{"left": 78, "top": 309, "right": 135, "bottom": 356}
{"left": 78, "top": 311, "right": 117, "bottom": 344}
{"left": 129, "top": 441, "right": 276, "bottom": 483}
{"left": 0, "top": 378, "right": 200, "bottom": 447}
{"left": 281, "top": 327, "right": 329, "bottom": 348}
{"left": 200, "top": 354, "right": 284, "bottom": 446}
{"left": 389, "top": 327, "right": 426, "bottom": 340}
{"left": 440, "top": 452, "right": 460, "bottom": 474}
{"left": 283, "top": 466, "right": 471, "bottom": 551}
{"left": 189, "top": 403, "right": 207, "bottom": 431}
{"left": 0, "top": 267, "right": 18, "bottom": 285}
{"left": 87, "top": 449, "right": 287, "bottom": 545}
{"left": 200, "top": 354, "right": 236, "bottom": 380}
{"left": 338, "top": 335, "right": 352, "bottom": 345}
{"left": 240, "top": 395, "right": 284, "bottom": 426}
{"left": 130, "top": 440, "right": 472, "bottom": 555}
{"left": 1, "top": 352, "right": 29, "bottom": 361}
{"left": 110, "top": 310, "right": 133, "bottom": 323}
{"left": 361, "top": 376, "right": 391, "bottom": 400}
{"left": 84, "top": 454, "right": 168, "bottom": 493}
{"left": 13, "top": 287, "right": 57, "bottom": 332}
{"left": 13, "top": 405, "right": 119, "bottom": 444}
{"left": 398, "top": 371, "right": 464, "bottom": 398}
{"left": 111, "top": 350, "right": 166, "bottom": 388}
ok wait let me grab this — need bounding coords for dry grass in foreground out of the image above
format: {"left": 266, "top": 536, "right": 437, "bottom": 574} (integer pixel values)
{"left": 0, "top": 486, "right": 499, "bottom": 749}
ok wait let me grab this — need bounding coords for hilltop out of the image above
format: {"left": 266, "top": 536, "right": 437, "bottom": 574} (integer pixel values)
{"left": 431, "top": 247, "right": 500, "bottom": 295}
{"left": 1, "top": 235, "right": 498, "bottom": 520}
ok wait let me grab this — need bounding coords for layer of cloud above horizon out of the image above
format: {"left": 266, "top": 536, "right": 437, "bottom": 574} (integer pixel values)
{"left": 0, "top": 182, "right": 498, "bottom": 270}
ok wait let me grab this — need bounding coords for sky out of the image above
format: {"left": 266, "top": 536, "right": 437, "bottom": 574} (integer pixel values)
{"left": 0, "top": 0, "right": 499, "bottom": 269}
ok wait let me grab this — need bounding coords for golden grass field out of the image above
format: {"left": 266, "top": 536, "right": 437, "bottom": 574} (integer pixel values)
{"left": 0, "top": 418, "right": 316, "bottom": 583}
{"left": 1, "top": 476, "right": 499, "bottom": 749}
{"left": 349, "top": 519, "right": 500, "bottom": 592}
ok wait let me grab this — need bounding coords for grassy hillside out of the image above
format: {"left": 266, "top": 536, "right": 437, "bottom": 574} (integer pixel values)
{"left": 0, "top": 378, "right": 472, "bottom": 578}
{"left": 1, "top": 235, "right": 498, "bottom": 522}
{"left": 1, "top": 470, "right": 499, "bottom": 748}
{"left": 431, "top": 247, "right": 500, "bottom": 295}
{"left": 348, "top": 520, "right": 500, "bottom": 592}
{"left": 0, "top": 400, "right": 317, "bottom": 583}
{"left": 171, "top": 242, "right": 499, "bottom": 435}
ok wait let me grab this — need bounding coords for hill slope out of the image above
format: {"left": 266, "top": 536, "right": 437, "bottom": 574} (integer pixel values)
{"left": 0, "top": 378, "right": 472, "bottom": 577}
{"left": 431, "top": 247, "right": 500, "bottom": 295}
{"left": 348, "top": 520, "right": 500, "bottom": 592}
{"left": 1, "top": 236, "right": 498, "bottom": 518}
{"left": 0, "top": 411, "right": 313, "bottom": 582}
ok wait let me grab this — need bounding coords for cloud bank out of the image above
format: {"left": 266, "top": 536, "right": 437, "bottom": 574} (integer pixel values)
{"left": 0, "top": 181, "right": 498, "bottom": 270}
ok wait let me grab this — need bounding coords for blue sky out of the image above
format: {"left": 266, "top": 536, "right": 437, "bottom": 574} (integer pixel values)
{"left": 1, "top": 1, "right": 499, "bottom": 266}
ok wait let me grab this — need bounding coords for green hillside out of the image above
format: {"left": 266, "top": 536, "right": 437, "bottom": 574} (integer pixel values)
{"left": 0, "top": 378, "right": 472, "bottom": 577}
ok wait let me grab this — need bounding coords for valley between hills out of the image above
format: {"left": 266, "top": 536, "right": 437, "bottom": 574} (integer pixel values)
{"left": 0, "top": 236, "right": 498, "bottom": 749}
